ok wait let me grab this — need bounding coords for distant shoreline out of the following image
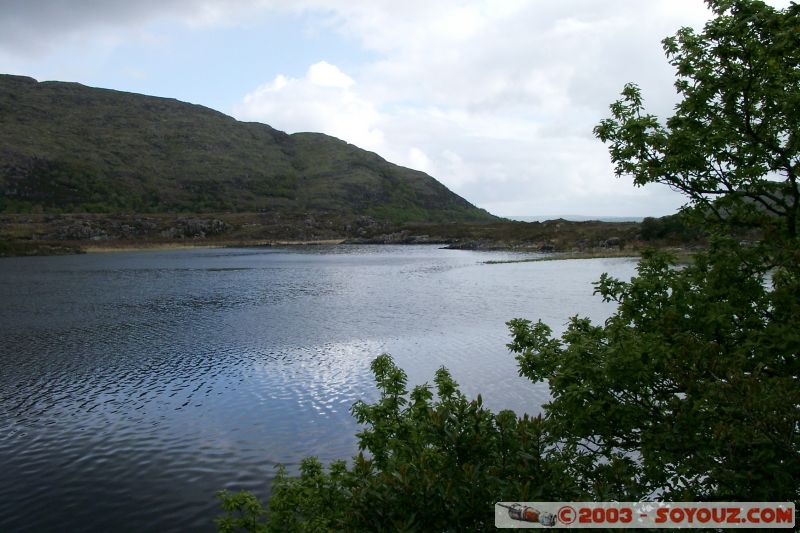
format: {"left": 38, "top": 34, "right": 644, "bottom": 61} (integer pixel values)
{"left": 1, "top": 213, "right": 703, "bottom": 258}
{"left": 484, "top": 249, "right": 641, "bottom": 263}
{"left": 1, "top": 239, "right": 699, "bottom": 265}
{"left": 503, "top": 215, "right": 645, "bottom": 223}
{"left": 82, "top": 239, "right": 346, "bottom": 254}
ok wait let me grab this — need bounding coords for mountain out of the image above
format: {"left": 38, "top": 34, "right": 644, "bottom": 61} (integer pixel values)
{"left": 0, "top": 75, "right": 494, "bottom": 223}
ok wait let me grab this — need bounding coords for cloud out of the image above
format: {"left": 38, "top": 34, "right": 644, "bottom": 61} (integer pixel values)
{"left": 306, "top": 61, "right": 354, "bottom": 88}
{"left": 0, "top": 1, "right": 165, "bottom": 56}
{"left": 235, "top": 61, "right": 385, "bottom": 151}
{"left": 232, "top": 1, "right": 720, "bottom": 215}
{"left": 0, "top": 0, "right": 269, "bottom": 57}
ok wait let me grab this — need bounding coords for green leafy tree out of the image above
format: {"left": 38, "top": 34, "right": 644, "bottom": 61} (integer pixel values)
{"left": 509, "top": 0, "right": 800, "bottom": 502}
{"left": 640, "top": 214, "right": 703, "bottom": 243}
{"left": 509, "top": 243, "right": 800, "bottom": 500}
{"left": 594, "top": 0, "right": 799, "bottom": 251}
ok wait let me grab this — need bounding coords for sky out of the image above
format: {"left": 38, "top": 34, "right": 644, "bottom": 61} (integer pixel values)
{"left": 0, "top": 1, "right": 792, "bottom": 217}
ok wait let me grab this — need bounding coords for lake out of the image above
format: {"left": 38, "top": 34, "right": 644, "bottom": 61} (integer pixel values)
{"left": 0, "top": 245, "right": 638, "bottom": 531}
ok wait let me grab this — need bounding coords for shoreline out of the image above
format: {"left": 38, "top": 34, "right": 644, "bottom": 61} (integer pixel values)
{"left": 1, "top": 239, "right": 697, "bottom": 264}
{"left": 82, "top": 238, "right": 347, "bottom": 254}
{"left": 484, "top": 247, "right": 696, "bottom": 264}
{"left": 1, "top": 213, "right": 703, "bottom": 258}
{"left": 484, "top": 250, "right": 641, "bottom": 264}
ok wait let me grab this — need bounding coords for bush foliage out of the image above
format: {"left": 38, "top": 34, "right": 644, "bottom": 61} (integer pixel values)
{"left": 217, "top": 355, "right": 581, "bottom": 532}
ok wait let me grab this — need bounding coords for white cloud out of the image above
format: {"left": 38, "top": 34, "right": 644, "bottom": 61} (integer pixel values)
{"left": 235, "top": 61, "right": 385, "bottom": 151}
{"left": 407, "top": 147, "right": 434, "bottom": 175}
{"left": 307, "top": 61, "right": 354, "bottom": 88}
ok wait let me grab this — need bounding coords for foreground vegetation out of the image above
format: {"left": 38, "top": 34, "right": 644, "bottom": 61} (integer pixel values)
{"left": 217, "top": 1, "right": 799, "bottom": 529}
{"left": 219, "top": 356, "right": 573, "bottom": 532}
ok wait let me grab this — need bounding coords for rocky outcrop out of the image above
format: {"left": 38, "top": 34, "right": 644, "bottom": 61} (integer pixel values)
{"left": 158, "top": 218, "right": 228, "bottom": 239}
{"left": 345, "top": 230, "right": 452, "bottom": 245}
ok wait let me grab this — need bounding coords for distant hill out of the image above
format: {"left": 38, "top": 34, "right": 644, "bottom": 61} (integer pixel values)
{"left": 0, "top": 75, "right": 494, "bottom": 223}
{"left": 505, "top": 215, "right": 645, "bottom": 223}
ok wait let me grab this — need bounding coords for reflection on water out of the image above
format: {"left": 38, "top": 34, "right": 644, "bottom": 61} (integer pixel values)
{"left": 0, "top": 245, "right": 637, "bottom": 531}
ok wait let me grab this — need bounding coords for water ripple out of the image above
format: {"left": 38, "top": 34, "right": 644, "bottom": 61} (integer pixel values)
{"left": 0, "top": 246, "right": 636, "bottom": 531}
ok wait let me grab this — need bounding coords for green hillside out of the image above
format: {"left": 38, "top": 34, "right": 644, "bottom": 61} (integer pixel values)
{"left": 0, "top": 75, "right": 494, "bottom": 223}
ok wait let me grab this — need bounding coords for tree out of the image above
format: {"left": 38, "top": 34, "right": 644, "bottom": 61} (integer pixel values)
{"left": 595, "top": 0, "right": 799, "bottom": 245}
{"left": 509, "top": 0, "right": 800, "bottom": 501}
{"left": 509, "top": 244, "right": 800, "bottom": 500}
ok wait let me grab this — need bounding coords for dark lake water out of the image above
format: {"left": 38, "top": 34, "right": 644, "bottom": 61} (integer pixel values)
{"left": 0, "top": 245, "right": 637, "bottom": 531}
